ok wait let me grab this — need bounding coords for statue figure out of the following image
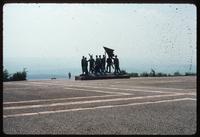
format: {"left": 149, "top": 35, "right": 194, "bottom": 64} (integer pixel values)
{"left": 101, "top": 55, "right": 106, "bottom": 73}
{"left": 81, "top": 56, "right": 85, "bottom": 74}
{"left": 88, "top": 54, "right": 95, "bottom": 74}
{"left": 106, "top": 56, "right": 112, "bottom": 73}
{"left": 113, "top": 55, "right": 120, "bottom": 74}
{"left": 84, "top": 57, "right": 88, "bottom": 75}
{"left": 95, "top": 55, "right": 101, "bottom": 74}
{"left": 99, "top": 55, "right": 102, "bottom": 74}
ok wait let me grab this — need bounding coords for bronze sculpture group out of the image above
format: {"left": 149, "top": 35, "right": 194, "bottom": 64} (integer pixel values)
{"left": 81, "top": 47, "right": 121, "bottom": 76}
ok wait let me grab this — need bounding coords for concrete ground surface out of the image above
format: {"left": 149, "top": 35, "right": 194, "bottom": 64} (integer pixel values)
{"left": 3, "top": 76, "right": 197, "bottom": 135}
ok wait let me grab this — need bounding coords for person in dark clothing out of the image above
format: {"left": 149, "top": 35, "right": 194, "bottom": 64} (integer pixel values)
{"left": 88, "top": 55, "right": 95, "bottom": 74}
{"left": 101, "top": 55, "right": 106, "bottom": 73}
{"left": 81, "top": 56, "right": 85, "bottom": 74}
{"left": 106, "top": 56, "right": 112, "bottom": 73}
{"left": 68, "top": 72, "right": 71, "bottom": 79}
{"left": 114, "top": 55, "right": 120, "bottom": 74}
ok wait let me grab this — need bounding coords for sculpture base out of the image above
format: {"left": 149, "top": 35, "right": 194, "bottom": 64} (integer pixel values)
{"left": 75, "top": 73, "right": 130, "bottom": 80}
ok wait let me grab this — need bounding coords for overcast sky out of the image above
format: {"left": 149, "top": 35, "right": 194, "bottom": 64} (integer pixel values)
{"left": 3, "top": 4, "right": 196, "bottom": 75}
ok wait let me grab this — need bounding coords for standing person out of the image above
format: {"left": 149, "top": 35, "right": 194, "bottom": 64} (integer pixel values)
{"left": 68, "top": 72, "right": 71, "bottom": 79}
{"left": 114, "top": 55, "right": 120, "bottom": 74}
{"left": 88, "top": 55, "right": 95, "bottom": 74}
{"left": 84, "top": 57, "right": 88, "bottom": 75}
{"left": 106, "top": 56, "right": 112, "bottom": 73}
{"left": 81, "top": 56, "right": 85, "bottom": 74}
{"left": 101, "top": 55, "right": 106, "bottom": 73}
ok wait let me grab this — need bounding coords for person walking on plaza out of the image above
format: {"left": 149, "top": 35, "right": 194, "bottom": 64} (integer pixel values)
{"left": 68, "top": 72, "right": 71, "bottom": 79}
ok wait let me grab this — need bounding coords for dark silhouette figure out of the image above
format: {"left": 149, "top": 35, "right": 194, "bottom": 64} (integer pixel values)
{"left": 81, "top": 56, "right": 85, "bottom": 74}
{"left": 106, "top": 56, "right": 112, "bottom": 73}
{"left": 99, "top": 55, "right": 102, "bottom": 73}
{"left": 114, "top": 55, "right": 120, "bottom": 74}
{"left": 88, "top": 55, "right": 95, "bottom": 74}
{"left": 68, "top": 72, "right": 71, "bottom": 79}
{"left": 94, "top": 55, "right": 98, "bottom": 74}
{"left": 95, "top": 55, "right": 101, "bottom": 74}
{"left": 84, "top": 57, "right": 88, "bottom": 75}
{"left": 101, "top": 55, "right": 106, "bottom": 73}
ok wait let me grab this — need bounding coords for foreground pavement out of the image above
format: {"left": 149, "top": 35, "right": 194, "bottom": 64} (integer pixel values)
{"left": 3, "top": 76, "right": 196, "bottom": 135}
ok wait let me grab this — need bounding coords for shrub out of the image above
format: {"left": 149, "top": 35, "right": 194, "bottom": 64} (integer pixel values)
{"left": 9, "top": 68, "right": 27, "bottom": 81}
{"left": 3, "top": 69, "right": 11, "bottom": 81}
{"left": 167, "top": 73, "right": 172, "bottom": 77}
{"left": 149, "top": 69, "right": 156, "bottom": 77}
{"left": 120, "top": 70, "right": 127, "bottom": 75}
{"left": 185, "top": 72, "right": 196, "bottom": 76}
{"left": 140, "top": 72, "right": 149, "bottom": 77}
{"left": 174, "top": 71, "right": 182, "bottom": 76}
{"left": 129, "top": 73, "right": 139, "bottom": 77}
{"left": 156, "top": 72, "right": 167, "bottom": 77}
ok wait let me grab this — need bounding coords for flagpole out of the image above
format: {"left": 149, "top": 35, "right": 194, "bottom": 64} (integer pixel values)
{"left": 105, "top": 50, "right": 106, "bottom": 61}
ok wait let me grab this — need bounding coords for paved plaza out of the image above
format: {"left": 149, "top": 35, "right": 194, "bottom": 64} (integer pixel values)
{"left": 3, "top": 76, "right": 196, "bottom": 134}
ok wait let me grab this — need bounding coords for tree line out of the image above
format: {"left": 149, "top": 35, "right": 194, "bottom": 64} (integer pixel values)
{"left": 121, "top": 69, "right": 196, "bottom": 77}
{"left": 3, "top": 68, "right": 27, "bottom": 82}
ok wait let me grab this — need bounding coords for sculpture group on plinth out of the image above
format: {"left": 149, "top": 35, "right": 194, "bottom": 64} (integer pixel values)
{"left": 75, "top": 47, "right": 130, "bottom": 80}
{"left": 81, "top": 47, "right": 121, "bottom": 76}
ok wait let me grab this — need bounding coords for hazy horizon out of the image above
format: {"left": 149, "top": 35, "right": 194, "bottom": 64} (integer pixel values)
{"left": 3, "top": 4, "right": 196, "bottom": 79}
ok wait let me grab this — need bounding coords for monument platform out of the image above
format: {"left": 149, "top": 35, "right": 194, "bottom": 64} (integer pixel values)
{"left": 75, "top": 73, "right": 130, "bottom": 80}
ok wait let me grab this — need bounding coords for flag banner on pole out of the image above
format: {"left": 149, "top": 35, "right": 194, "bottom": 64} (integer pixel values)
{"left": 103, "top": 47, "right": 114, "bottom": 58}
